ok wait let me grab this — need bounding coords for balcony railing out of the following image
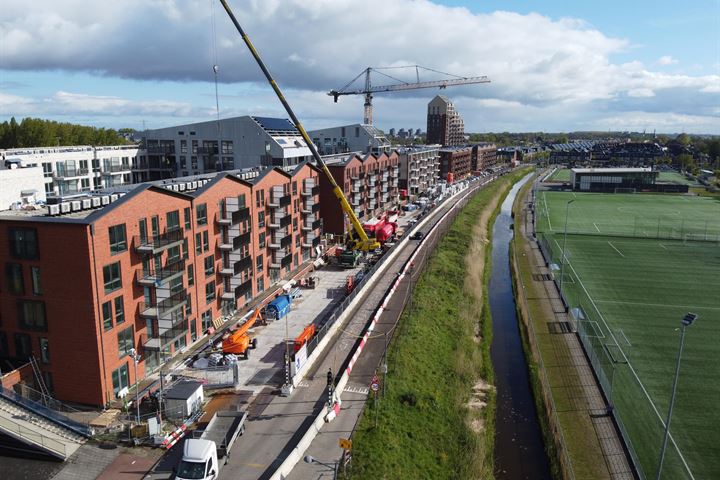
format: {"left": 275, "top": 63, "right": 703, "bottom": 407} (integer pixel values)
{"left": 142, "top": 318, "right": 188, "bottom": 351}
{"left": 146, "top": 146, "right": 176, "bottom": 155}
{"left": 135, "top": 228, "right": 184, "bottom": 253}
{"left": 53, "top": 168, "right": 89, "bottom": 179}
{"left": 141, "top": 290, "right": 188, "bottom": 319}
{"left": 281, "top": 253, "right": 293, "bottom": 268}
{"left": 268, "top": 194, "right": 291, "bottom": 208}
{"left": 103, "top": 164, "right": 130, "bottom": 174}
{"left": 302, "top": 185, "right": 320, "bottom": 196}
{"left": 234, "top": 254, "right": 252, "bottom": 274}
{"left": 218, "top": 206, "right": 250, "bottom": 225}
{"left": 136, "top": 259, "right": 185, "bottom": 286}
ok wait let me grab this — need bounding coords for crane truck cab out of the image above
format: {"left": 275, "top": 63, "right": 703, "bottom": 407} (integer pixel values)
{"left": 176, "top": 439, "right": 218, "bottom": 480}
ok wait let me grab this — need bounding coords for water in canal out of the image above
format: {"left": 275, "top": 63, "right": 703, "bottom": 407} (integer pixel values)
{"left": 489, "top": 174, "right": 551, "bottom": 479}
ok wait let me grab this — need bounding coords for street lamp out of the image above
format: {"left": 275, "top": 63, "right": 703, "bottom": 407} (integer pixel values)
{"left": 558, "top": 199, "right": 575, "bottom": 309}
{"left": 304, "top": 454, "right": 337, "bottom": 473}
{"left": 655, "top": 312, "right": 697, "bottom": 480}
{"left": 129, "top": 348, "right": 141, "bottom": 424}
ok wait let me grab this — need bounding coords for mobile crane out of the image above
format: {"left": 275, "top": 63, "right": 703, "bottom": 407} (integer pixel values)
{"left": 221, "top": 308, "right": 262, "bottom": 359}
{"left": 218, "top": 0, "right": 380, "bottom": 252}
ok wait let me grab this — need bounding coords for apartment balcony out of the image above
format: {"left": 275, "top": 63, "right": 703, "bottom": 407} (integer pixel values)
{"left": 301, "top": 201, "right": 314, "bottom": 214}
{"left": 232, "top": 254, "right": 253, "bottom": 274}
{"left": 302, "top": 235, "right": 315, "bottom": 248}
{"left": 136, "top": 259, "right": 185, "bottom": 287}
{"left": 229, "top": 278, "right": 253, "bottom": 300}
{"left": 268, "top": 194, "right": 291, "bottom": 208}
{"left": 102, "top": 164, "right": 131, "bottom": 175}
{"left": 140, "top": 290, "right": 188, "bottom": 319}
{"left": 281, "top": 253, "right": 293, "bottom": 268}
{"left": 219, "top": 264, "right": 234, "bottom": 276}
{"left": 269, "top": 249, "right": 289, "bottom": 268}
{"left": 135, "top": 229, "right": 184, "bottom": 254}
{"left": 351, "top": 183, "right": 361, "bottom": 193}
{"left": 217, "top": 206, "right": 250, "bottom": 226}
{"left": 53, "top": 168, "right": 89, "bottom": 179}
{"left": 218, "top": 238, "right": 234, "bottom": 251}
{"left": 142, "top": 318, "right": 187, "bottom": 351}
{"left": 301, "top": 185, "right": 320, "bottom": 197}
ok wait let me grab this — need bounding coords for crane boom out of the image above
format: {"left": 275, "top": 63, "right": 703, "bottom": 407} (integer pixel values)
{"left": 218, "top": 0, "right": 379, "bottom": 251}
{"left": 329, "top": 76, "right": 490, "bottom": 100}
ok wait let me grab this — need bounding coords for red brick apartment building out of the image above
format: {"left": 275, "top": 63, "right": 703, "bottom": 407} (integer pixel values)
{"left": 318, "top": 152, "right": 400, "bottom": 236}
{"left": 471, "top": 143, "right": 498, "bottom": 171}
{"left": 439, "top": 147, "right": 473, "bottom": 182}
{"left": 0, "top": 163, "right": 322, "bottom": 406}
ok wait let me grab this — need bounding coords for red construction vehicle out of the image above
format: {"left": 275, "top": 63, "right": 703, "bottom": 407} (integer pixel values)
{"left": 362, "top": 215, "right": 397, "bottom": 245}
{"left": 221, "top": 309, "right": 262, "bottom": 359}
{"left": 294, "top": 324, "right": 317, "bottom": 352}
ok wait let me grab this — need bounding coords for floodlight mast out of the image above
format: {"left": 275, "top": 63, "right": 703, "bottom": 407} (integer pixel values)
{"left": 217, "top": 0, "right": 379, "bottom": 251}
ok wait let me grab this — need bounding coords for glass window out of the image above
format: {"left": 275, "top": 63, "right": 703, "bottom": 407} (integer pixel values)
{"left": 256, "top": 277, "right": 264, "bottom": 293}
{"left": 5, "top": 263, "right": 24, "bottom": 295}
{"left": 9, "top": 228, "right": 39, "bottom": 259}
{"left": 17, "top": 301, "right": 46, "bottom": 331}
{"left": 186, "top": 293, "right": 193, "bottom": 315}
{"left": 196, "top": 203, "right": 207, "bottom": 226}
{"left": 117, "top": 326, "right": 134, "bottom": 358}
{"left": 182, "top": 238, "right": 189, "bottom": 259}
{"left": 257, "top": 211, "right": 265, "bottom": 228}
{"left": 108, "top": 224, "right": 127, "bottom": 254}
{"left": 195, "top": 233, "right": 202, "bottom": 255}
{"left": 201, "top": 310, "right": 212, "bottom": 331}
{"left": 184, "top": 207, "right": 191, "bottom": 230}
{"left": 203, "top": 231, "right": 209, "bottom": 251}
{"left": 167, "top": 245, "right": 181, "bottom": 264}
{"left": 204, "top": 255, "right": 215, "bottom": 276}
{"left": 103, "top": 262, "right": 122, "bottom": 293}
{"left": 188, "top": 264, "right": 195, "bottom": 286}
{"left": 14, "top": 333, "right": 32, "bottom": 359}
{"left": 205, "top": 281, "right": 216, "bottom": 304}
{"left": 256, "top": 255, "right": 263, "bottom": 273}
{"left": 167, "top": 210, "right": 180, "bottom": 231}
{"left": 190, "top": 318, "right": 197, "bottom": 341}
{"left": 30, "top": 266, "right": 42, "bottom": 295}
{"left": 40, "top": 338, "right": 50, "bottom": 364}
{"left": 258, "top": 232, "right": 266, "bottom": 249}
{"left": 111, "top": 363, "right": 129, "bottom": 396}
{"left": 114, "top": 296, "right": 125, "bottom": 325}
{"left": 102, "top": 301, "right": 113, "bottom": 330}
{"left": 139, "top": 219, "right": 148, "bottom": 243}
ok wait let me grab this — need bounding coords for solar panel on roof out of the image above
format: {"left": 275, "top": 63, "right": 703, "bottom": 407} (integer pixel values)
{"left": 252, "top": 116, "right": 297, "bottom": 132}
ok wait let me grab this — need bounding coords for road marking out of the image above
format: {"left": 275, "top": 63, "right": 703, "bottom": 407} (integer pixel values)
{"left": 344, "top": 385, "right": 369, "bottom": 395}
{"left": 607, "top": 241, "right": 624, "bottom": 257}
{"left": 296, "top": 381, "right": 310, "bottom": 388}
{"left": 593, "top": 222, "right": 601, "bottom": 233}
{"left": 557, "top": 245, "right": 696, "bottom": 479}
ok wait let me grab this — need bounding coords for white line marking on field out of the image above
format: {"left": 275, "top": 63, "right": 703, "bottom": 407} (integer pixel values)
{"left": 607, "top": 241, "right": 624, "bottom": 257}
{"left": 559, "top": 251, "right": 696, "bottom": 479}
{"left": 595, "top": 299, "right": 720, "bottom": 311}
{"left": 593, "top": 222, "right": 601, "bottom": 233}
{"left": 543, "top": 192, "right": 553, "bottom": 231}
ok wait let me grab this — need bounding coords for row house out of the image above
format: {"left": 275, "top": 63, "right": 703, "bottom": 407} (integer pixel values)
{"left": 319, "top": 152, "right": 400, "bottom": 236}
{"left": 0, "top": 163, "right": 322, "bottom": 406}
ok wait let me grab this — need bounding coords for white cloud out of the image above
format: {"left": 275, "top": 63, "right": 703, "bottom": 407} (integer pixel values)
{"left": 0, "top": 0, "right": 718, "bottom": 133}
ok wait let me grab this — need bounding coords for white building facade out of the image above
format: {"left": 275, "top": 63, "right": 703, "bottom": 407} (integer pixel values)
{"left": 397, "top": 145, "right": 441, "bottom": 197}
{"left": 308, "top": 124, "right": 391, "bottom": 157}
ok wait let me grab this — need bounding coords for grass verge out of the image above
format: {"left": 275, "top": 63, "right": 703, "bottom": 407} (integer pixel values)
{"left": 347, "top": 169, "right": 531, "bottom": 479}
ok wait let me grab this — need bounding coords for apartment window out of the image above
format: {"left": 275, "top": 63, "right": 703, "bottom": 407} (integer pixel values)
{"left": 114, "top": 296, "right": 125, "bottom": 325}
{"left": 188, "top": 264, "right": 195, "bottom": 286}
{"left": 292, "top": 218, "right": 298, "bottom": 232}
{"left": 5, "top": 263, "right": 24, "bottom": 295}
{"left": 39, "top": 338, "right": 50, "bottom": 364}
{"left": 111, "top": 363, "right": 129, "bottom": 397}
{"left": 17, "top": 300, "right": 46, "bottom": 331}
{"left": 167, "top": 245, "right": 181, "bottom": 264}
{"left": 258, "top": 232, "right": 266, "bottom": 249}
{"left": 93, "top": 177, "right": 102, "bottom": 188}
{"left": 256, "top": 277, "right": 264, "bottom": 294}
{"left": 184, "top": 207, "right": 191, "bottom": 230}
{"left": 42, "top": 162, "right": 52, "bottom": 178}
{"left": 256, "top": 254, "right": 263, "bottom": 273}
{"left": 204, "top": 255, "right": 215, "bottom": 276}
{"left": 182, "top": 239, "right": 189, "bottom": 259}
{"left": 186, "top": 293, "right": 193, "bottom": 315}
{"left": 14, "top": 333, "right": 32, "bottom": 359}
{"left": 139, "top": 219, "right": 148, "bottom": 243}
{"left": 180, "top": 139, "right": 188, "bottom": 153}
{"left": 221, "top": 140, "right": 233, "bottom": 154}
{"left": 201, "top": 310, "right": 212, "bottom": 331}
{"left": 292, "top": 181, "right": 297, "bottom": 196}
{"left": 203, "top": 231, "right": 209, "bottom": 252}
{"left": 190, "top": 319, "right": 197, "bottom": 341}
{"left": 9, "top": 228, "right": 39, "bottom": 259}
{"left": 167, "top": 210, "right": 180, "bottom": 231}
{"left": 195, "top": 233, "right": 202, "bottom": 254}
{"left": 192, "top": 140, "right": 198, "bottom": 153}
{"left": 102, "top": 301, "right": 113, "bottom": 330}
{"left": 257, "top": 211, "right": 265, "bottom": 228}
{"left": 109, "top": 224, "right": 127, "bottom": 254}
{"left": 31, "top": 267, "right": 41, "bottom": 295}
{"left": 103, "top": 262, "right": 122, "bottom": 293}
{"left": 295, "top": 235, "right": 301, "bottom": 247}
{"left": 205, "top": 281, "right": 216, "bottom": 304}
{"left": 81, "top": 178, "right": 90, "bottom": 190}
{"left": 196, "top": 204, "right": 208, "bottom": 226}
{"left": 117, "top": 326, "right": 134, "bottom": 358}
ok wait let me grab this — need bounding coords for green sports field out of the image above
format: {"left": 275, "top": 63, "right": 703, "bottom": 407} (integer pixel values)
{"left": 657, "top": 171, "right": 704, "bottom": 187}
{"left": 536, "top": 191, "right": 720, "bottom": 479}
{"left": 547, "top": 168, "right": 571, "bottom": 182}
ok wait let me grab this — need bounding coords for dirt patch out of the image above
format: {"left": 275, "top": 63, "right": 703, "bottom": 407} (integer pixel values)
{"left": 467, "top": 380, "right": 495, "bottom": 432}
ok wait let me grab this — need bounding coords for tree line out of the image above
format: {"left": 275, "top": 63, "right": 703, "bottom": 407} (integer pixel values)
{"left": 0, "top": 117, "right": 130, "bottom": 150}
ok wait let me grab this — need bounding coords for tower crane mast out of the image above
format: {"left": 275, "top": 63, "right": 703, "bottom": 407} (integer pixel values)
{"left": 328, "top": 66, "right": 490, "bottom": 125}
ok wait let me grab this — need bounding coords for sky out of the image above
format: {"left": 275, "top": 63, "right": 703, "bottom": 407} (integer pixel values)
{"left": 1, "top": 0, "right": 719, "bottom": 134}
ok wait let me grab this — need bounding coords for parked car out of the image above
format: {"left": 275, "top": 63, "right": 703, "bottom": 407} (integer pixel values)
{"left": 410, "top": 231, "right": 424, "bottom": 240}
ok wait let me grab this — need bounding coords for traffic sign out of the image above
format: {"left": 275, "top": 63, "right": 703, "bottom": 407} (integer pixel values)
{"left": 339, "top": 438, "right": 352, "bottom": 450}
{"left": 370, "top": 382, "right": 379, "bottom": 392}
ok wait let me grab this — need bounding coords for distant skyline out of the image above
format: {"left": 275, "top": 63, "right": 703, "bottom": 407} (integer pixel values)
{"left": 1, "top": 0, "right": 718, "bottom": 134}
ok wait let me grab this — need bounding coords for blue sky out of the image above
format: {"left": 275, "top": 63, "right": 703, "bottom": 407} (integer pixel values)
{"left": 1, "top": 0, "right": 718, "bottom": 134}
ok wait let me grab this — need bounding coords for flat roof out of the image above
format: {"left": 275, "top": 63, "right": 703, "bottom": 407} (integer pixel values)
{"left": 165, "top": 380, "right": 203, "bottom": 400}
{"left": 571, "top": 168, "right": 654, "bottom": 173}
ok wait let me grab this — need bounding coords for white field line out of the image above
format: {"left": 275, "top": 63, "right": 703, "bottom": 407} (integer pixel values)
{"left": 543, "top": 192, "right": 553, "bottom": 231}
{"left": 558, "top": 243, "right": 696, "bottom": 480}
{"left": 618, "top": 329, "right": 632, "bottom": 347}
{"left": 607, "top": 241, "right": 625, "bottom": 258}
{"left": 593, "top": 222, "right": 601, "bottom": 233}
{"left": 595, "top": 299, "right": 720, "bottom": 312}
{"left": 659, "top": 243, "right": 668, "bottom": 250}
